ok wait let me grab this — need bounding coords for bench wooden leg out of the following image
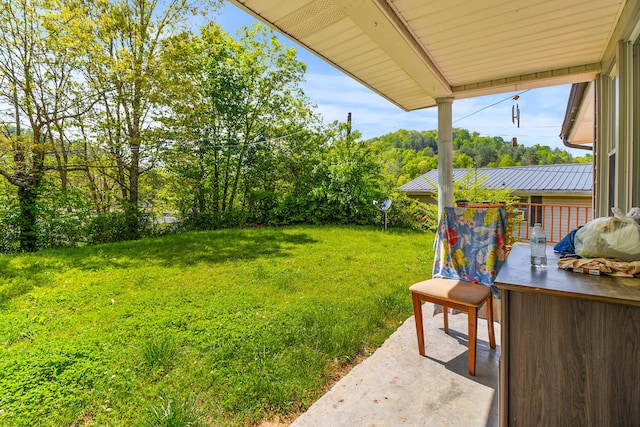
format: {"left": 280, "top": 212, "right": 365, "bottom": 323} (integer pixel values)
{"left": 468, "top": 306, "right": 478, "bottom": 376}
{"left": 443, "top": 305, "right": 449, "bottom": 334}
{"left": 486, "top": 295, "right": 496, "bottom": 349}
{"left": 411, "top": 292, "right": 425, "bottom": 356}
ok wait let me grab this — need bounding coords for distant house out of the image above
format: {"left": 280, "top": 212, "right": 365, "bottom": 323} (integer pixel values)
{"left": 400, "top": 163, "right": 592, "bottom": 205}
{"left": 400, "top": 163, "right": 593, "bottom": 241}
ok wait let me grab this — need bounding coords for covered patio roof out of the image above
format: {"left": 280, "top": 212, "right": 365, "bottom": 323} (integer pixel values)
{"left": 228, "top": 0, "right": 632, "bottom": 112}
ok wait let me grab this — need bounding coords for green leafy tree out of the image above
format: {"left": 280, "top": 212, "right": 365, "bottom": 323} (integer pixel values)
{"left": 0, "top": 0, "right": 94, "bottom": 251}
{"left": 160, "top": 23, "right": 320, "bottom": 226}
{"left": 475, "top": 144, "right": 499, "bottom": 167}
{"left": 85, "top": 0, "right": 220, "bottom": 217}
{"left": 453, "top": 152, "right": 475, "bottom": 168}
{"left": 498, "top": 153, "right": 517, "bottom": 167}
{"left": 309, "top": 123, "right": 383, "bottom": 224}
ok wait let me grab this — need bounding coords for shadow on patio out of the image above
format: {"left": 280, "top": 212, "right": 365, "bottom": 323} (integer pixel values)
{"left": 291, "top": 304, "right": 500, "bottom": 427}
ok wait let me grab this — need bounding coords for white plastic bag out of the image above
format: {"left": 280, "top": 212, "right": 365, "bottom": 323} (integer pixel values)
{"left": 574, "top": 207, "right": 640, "bottom": 261}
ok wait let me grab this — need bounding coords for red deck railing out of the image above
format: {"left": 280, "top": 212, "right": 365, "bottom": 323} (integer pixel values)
{"left": 511, "top": 203, "right": 593, "bottom": 244}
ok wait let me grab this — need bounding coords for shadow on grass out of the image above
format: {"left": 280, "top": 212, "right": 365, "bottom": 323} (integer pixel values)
{"left": 0, "top": 255, "right": 60, "bottom": 307}
{"left": 0, "top": 256, "right": 17, "bottom": 278}
{"left": 15, "top": 227, "right": 317, "bottom": 272}
{"left": 0, "top": 228, "right": 318, "bottom": 305}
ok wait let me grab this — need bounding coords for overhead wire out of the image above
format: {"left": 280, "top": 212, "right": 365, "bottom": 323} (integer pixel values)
{"left": 179, "top": 128, "right": 309, "bottom": 148}
{"left": 453, "top": 89, "right": 531, "bottom": 124}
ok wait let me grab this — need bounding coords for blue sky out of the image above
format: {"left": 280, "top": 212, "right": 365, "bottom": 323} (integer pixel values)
{"left": 215, "top": 3, "right": 582, "bottom": 154}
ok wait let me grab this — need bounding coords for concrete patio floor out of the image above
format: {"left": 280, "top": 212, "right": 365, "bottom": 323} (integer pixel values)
{"left": 291, "top": 305, "right": 500, "bottom": 427}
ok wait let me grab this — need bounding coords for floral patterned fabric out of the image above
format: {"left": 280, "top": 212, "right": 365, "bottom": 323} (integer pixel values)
{"left": 432, "top": 207, "right": 508, "bottom": 286}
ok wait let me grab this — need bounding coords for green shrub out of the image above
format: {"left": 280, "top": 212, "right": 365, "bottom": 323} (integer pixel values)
{"left": 87, "top": 205, "right": 155, "bottom": 244}
{"left": 268, "top": 193, "right": 317, "bottom": 225}
{"left": 0, "top": 207, "right": 21, "bottom": 253}
{"left": 37, "top": 212, "right": 90, "bottom": 249}
{"left": 381, "top": 191, "right": 431, "bottom": 230}
{"left": 179, "top": 210, "right": 250, "bottom": 231}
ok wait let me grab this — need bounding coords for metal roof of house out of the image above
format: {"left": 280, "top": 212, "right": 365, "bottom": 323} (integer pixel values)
{"left": 228, "top": 0, "right": 636, "bottom": 111}
{"left": 400, "top": 163, "right": 593, "bottom": 195}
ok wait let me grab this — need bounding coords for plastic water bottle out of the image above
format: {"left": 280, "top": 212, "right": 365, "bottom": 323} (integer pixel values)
{"left": 530, "top": 223, "right": 547, "bottom": 267}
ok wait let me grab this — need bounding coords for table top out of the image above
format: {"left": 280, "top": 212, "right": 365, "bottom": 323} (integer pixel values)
{"left": 494, "top": 244, "right": 640, "bottom": 306}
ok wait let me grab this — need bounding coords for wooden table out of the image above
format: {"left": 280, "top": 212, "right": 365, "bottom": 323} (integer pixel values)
{"left": 494, "top": 244, "right": 640, "bottom": 426}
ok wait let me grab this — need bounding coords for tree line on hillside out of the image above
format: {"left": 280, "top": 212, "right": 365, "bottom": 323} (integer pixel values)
{"left": 0, "top": 0, "right": 591, "bottom": 253}
{"left": 369, "top": 129, "right": 592, "bottom": 186}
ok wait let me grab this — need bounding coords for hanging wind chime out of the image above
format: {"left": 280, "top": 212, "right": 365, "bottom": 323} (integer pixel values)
{"left": 511, "top": 95, "right": 521, "bottom": 128}
{"left": 511, "top": 95, "right": 520, "bottom": 146}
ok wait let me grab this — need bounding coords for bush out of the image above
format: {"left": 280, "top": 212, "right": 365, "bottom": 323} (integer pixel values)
{"left": 381, "top": 191, "right": 432, "bottom": 230}
{"left": 268, "top": 192, "right": 318, "bottom": 225}
{"left": 0, "top": 206, "right": 21, "bottom": 253}
{"left": 87, "top": 205, "right": 155, "bottom": 244}
{"left": 179, "top": 210, "right": 250, "bottom": 231}
{"left": 245, "top": 189, "right": 278, "bottom": 225}
{"left": 37, "top": 212, "right": 91, "bottom": 249}
{"left": 29, "top": 180, "right": 94, "bottom": 249}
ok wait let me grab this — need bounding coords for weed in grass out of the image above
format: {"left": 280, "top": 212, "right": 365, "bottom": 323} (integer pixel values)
{"left": 143, "top": 395, "right": 204, "bottom": 427}
{"left": 141, "top": 336, "right": 178, "bottom": 370}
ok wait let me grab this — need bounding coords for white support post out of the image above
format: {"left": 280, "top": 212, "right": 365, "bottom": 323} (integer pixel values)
{"left": 436, "top": 97, "right": 455, "bottom": 220}
{"left": 634, "top": 42, "right": 640, "bottom": 207}
{"left": 594, "top": 75, "right": 609, "bottom": 218}
{"left": 618, "top": 40, "right": 633, "bottom": 212}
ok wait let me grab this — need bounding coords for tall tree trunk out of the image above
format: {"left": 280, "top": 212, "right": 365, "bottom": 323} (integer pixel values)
{"left": 228, "top": 142, "right": 247, "bottom": 212}
{"left": 114, "top": 151, "right": 129, "bottom": 201}
{"left": 17, "top": 185, "right": 39, "bottom": 252}
{"left": 212, "top": 148, "right": 220, "bottom": 213}
{"left": 129, "top": 143, "right": 140, "bottom": 206}
{"left": 50, "top": 125, "right": 71, "bottom": 212}
{"left": 222, "top": 154, "right": 231, "bottom": 212}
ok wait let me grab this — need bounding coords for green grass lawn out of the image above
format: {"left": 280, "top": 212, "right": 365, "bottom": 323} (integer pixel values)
{"left": 0, "top": 225, "right": 434, "bottom": 426}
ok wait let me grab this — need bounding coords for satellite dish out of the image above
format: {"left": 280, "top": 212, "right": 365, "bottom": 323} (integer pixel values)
{"left": 373, "top": 199, "right": 393, "bottom": 230}
{"left": 373, "top": 199, "right": 392, "bottom": 211}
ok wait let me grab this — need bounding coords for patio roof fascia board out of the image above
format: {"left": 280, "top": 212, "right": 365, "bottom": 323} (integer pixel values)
{"left": 451, "top": 63, "right": 601, "bottom": 99}
{"left": 560, "top": 82, "right": 587, "bottom": 138}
